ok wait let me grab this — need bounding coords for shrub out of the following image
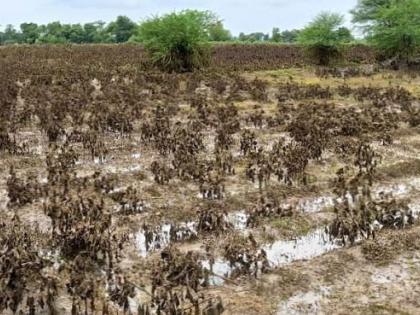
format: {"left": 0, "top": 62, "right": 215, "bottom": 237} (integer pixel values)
{"left": 135, "top": 10, "right": 217, "bottom": 72}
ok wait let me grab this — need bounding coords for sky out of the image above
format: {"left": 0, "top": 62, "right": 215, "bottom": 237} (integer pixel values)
{"left": 1, "top": 0, "right": 358, "bottom": 35}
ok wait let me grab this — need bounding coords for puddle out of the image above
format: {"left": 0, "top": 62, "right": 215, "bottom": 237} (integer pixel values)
{"left": 203, "top": 228, "right": 339, "bottom": 285}
{"left": 135, "top": 222, "right": 197, "bottom": 257}
{"left": 296, "top": 196, "right": 334, "bottom": 213}
{"left": 203, "top": 199, "right": 420, "bottom": 286}
{"left": 134, "top": 191, "right": 420, "bottom": 258}
{"left": 135, "top": 211, "right": 249, "bottom": 256}
{"left": 263, "top": 228, "right": 339, "bottom": 266}
{"left": 132, "top": 180, "right": 420, "bottom": 285}
{"left": 202, "top": 259, "right": 232, "bottom": 286}
{"left": 94, "top": 157, "right": 108, "bottom": 164}
{"left": 227, "top": 210, "right": 248, "bottom": 230}
{"left": 104, "top": 164, "right": 142, "bottom": 174}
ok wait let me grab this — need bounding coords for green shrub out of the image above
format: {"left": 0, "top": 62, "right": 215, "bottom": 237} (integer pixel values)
{"left": 135, "top": 10, "right": 217, "bottom": 72}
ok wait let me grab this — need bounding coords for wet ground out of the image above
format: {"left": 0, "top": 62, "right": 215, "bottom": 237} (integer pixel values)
{"left": 1, "top": 67, "right": 420, "bottom": 314}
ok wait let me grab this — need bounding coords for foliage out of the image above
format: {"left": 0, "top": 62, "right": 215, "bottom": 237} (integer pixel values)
{"left": 298, "top": 12, "right": 353, "bottom": 65}
{"left": 0, "top": 18, "right": 127, "bottom": 45}
{"left": 135, "top": 10, "right": 216, "bottom": 72}
{"left": 209, "top": 20, "right": 232, "bottom": 41}
{"left": 20, "top": 23, "right": 40, "bottom": 44}
{"left": 351, "top": 0, "right": 393, "bottom": 28}
{"left": 280, "top": 29, "right": 301, "bottom": 43}
{"left": 106, "top": 15, "right": 137, "bottom": 43}
{"left": 367, "top": 0, "right": 420, "bottom": 62}
{"left": 271, "top": 28, "right": 282, "bottom": 42}
{"left": 238, "top": 32, "right": 270, "bottom": 42}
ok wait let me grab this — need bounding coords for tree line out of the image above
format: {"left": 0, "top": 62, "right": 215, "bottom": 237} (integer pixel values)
{"left": 1, "top": 0, "right": 419, "bottom": 71}
{"left": 0, "top": 14, "right": 342, "bottom": 45}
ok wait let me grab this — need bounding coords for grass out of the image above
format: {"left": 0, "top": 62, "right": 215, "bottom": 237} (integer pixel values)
{"left": 354, "top": 303, "right": 411, "bottom": 315}
{"left": 380, "top": 159, "right": 420, "bottom": 179}
{"left": 253, "top": 67, "right": 420, "bottom": 97}
{"left": 270, "top": 215, "right": 314, "bottom": 238}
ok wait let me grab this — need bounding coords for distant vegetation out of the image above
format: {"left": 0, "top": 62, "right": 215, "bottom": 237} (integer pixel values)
{"left": 1, "top": 0, "right": 418, "bottom": 70}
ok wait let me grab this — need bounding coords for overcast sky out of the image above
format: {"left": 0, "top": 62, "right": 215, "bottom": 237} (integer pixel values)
{"left": 1, "top": 0, "right": 358, "bottom": 35}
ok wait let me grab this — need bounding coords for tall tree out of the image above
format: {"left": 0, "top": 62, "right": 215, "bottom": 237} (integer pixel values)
{"left": 83, "top": 21, "right": 111, "bottom": 43}
{"left": 208, "top": 20, "right": 232, "bottom": 41}
{"left": 271, "top": 27, "right": 282, "bottom": 42}
{"left": 38, "top": 22, "right": 68, "bottom": 43}
{"left": 20, "top": 23, "right": 40, "bottom": 44}
{"left": 238, "top": 32, "right": 269, "bottom": 42}
{"left": 107, "top": 16, "right": 137, "bottom": 43}
{"left": 351, "top": 0, "right": 392, "bottom": 27}
{"left": 369, "top": 0, "right": 420, "bottom": 62}
{"left": 3, "top": 25, "right": 21, "bottom": 44}
{"left": 281, "top": 29, "right": 301, "bottom": 43}
{"left": 298, "top": 12, "right": 352, "bottom": 65}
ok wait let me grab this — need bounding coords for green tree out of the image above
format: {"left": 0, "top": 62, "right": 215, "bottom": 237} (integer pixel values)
{"left": 208, "top": 20, "right": 232, "bottom": 41}
{"left": 336, "top": 27, "right": 355, "bottom": 42}
{"left": 107, "top": 16, "right": 137, "bottom": 43}
{"left": 38, "top": 22, "right": 68, "bottom": 43}
{"left": 281, "top": 29, "right": 301, "bottom": 43}
{"left": 297, "top": 12, "right": 351, "bottom": 65}
{"left": 20, "top": 23, "right": 40, "bottom": 44}
{"left": 135, "top": 10, "right": 216, "bottom": 72}
{"left": 368, "top": 0, "right": 420, "bottom": 62}
{"left": 84, "top": 21, "right": 112, "bottom": 43}
{"left": 238, "top": 32, "right": 269, "bottom": 42}
{"left": 2, "top": 25, "right": 21, "bottom": 44}
{"left": 271, "top": 27, "right": 282, "bottom": 42}
{"left": 351, "top": 0, "right": 392, "bottom": 29}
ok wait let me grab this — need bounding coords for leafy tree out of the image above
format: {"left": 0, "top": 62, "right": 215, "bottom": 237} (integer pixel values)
{"left": 2, "top": 25, "right": 21, "bottom": 44}
{"left": 20, "top": 23, "right": 40, "bottom": 44}
{"left": 271, "top": 27, "right": 282, "bottom": 42}
{"left": 336, "top": 27, "right": 355, "bottom": 42}
{"left": 37, "top": 22, "right": 68, "bottom": 43}
{"left": 281, "top": 29, "right": 301, "bottom": 43}
{"left": 368, "top": 0, "right": 420, "bottom": 62}
{"left": 208, "top": 20, "right": 232, "bottom": 41}
{"left": 107, "top": 16, "right": 137, "bottom": 43}
{"left": 351, "top": 0, "right": 392, "bottom": 29}
{"left": 238, "top": 32, "right": 269, "bottom": 42}
{"left": 84, "top": 21, "right": 112, "bottom": 43}
{"left": 135, "top": 10, "right": 216, "bottom": 72}
{"left": 297, "top": 12, "right": 352, "bottom": 65}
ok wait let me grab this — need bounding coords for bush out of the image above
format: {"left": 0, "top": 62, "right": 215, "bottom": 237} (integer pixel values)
{"left": 135, "top": 10, "right": 217, "bottom": 72}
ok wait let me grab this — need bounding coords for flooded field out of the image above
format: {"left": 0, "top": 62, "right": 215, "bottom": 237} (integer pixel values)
{"left": 1, "top": 53, "right": 420, "bottom": 314}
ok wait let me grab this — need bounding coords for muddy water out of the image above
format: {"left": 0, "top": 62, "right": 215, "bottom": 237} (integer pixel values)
{"left": 203, "top": 228, "right": 340, "bottom": 286}
{"left": 135, "top": 221, "right": 197, "bottom": 257}
{"left": 263, "top": 228, "right": 339, "bottom": 266}
{"left": 131, "top": 178, "right": 420, "bottom": 287}
{"left": 205, "top": 199, "right": 420, "bottom": 286}
{"left": 134, "top": 177, "right": 420, "bottom": 257}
